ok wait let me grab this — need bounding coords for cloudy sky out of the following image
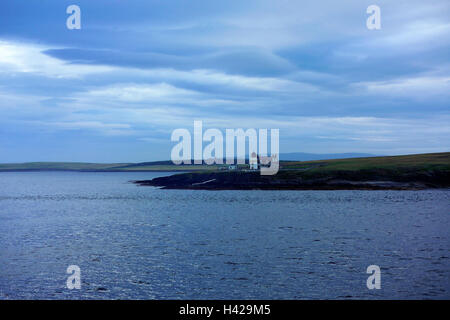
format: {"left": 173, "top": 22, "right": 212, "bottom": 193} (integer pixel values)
{"left": 0, "top": 0, "right": 449, "bottom": 162}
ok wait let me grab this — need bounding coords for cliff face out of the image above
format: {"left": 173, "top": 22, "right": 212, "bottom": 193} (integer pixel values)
{"left": 134, "top": 168, "right": 450, "bottom": 190}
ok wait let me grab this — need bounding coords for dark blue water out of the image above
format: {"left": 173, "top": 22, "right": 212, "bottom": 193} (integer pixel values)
{"left": 0, "top": 171, "right": 449, "bottom": 299}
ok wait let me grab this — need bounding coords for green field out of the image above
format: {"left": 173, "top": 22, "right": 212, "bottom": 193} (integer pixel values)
{"left": 281, "top": 152, "right": 450, "bottom": 172}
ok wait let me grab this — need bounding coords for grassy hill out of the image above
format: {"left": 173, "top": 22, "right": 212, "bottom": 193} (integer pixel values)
{"left": 281, "top": 152, "right": 450, "bottom": 172}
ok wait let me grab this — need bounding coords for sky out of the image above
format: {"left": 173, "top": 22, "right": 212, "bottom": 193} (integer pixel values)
{"left": 0, "top": 0, "right": 449, "bottom": 162}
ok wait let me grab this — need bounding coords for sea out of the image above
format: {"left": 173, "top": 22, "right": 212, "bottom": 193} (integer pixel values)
{"left": 0, "top": 171, "right": 449, "bottom": 299}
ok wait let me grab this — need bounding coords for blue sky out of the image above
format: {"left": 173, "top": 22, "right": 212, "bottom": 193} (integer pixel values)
{"left": 0, "top": 0, "right": 449, "bottom": 162}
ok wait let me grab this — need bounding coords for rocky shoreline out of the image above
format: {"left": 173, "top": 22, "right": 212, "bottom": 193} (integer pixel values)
{"left": 134, "top": 169, "right": 450, "bottom": 190}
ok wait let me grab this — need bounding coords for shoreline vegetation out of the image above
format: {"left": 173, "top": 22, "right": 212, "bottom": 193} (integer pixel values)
{"left": 1, "top": 152, "right": 449, "bottom": 190}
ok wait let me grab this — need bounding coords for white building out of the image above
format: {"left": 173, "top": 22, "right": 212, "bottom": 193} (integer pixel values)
{"left": 249, "top": 152, "right": 258, "bottom": 170}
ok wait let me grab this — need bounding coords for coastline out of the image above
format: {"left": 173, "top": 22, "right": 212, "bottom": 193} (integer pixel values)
{"left": 133, "top": 169, "right": 450, "bottom": 191}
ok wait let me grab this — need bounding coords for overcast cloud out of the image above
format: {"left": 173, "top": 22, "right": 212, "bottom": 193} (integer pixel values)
{"left": 0, "top": 0, "right": 449, "bottom": 162}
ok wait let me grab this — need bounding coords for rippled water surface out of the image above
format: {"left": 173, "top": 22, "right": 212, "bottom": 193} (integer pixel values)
{"left": 0, "top": 171, "right": 449, "bottom": 299}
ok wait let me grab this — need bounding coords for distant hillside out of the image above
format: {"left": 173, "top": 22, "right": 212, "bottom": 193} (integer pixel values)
{"left": 0, "top": 162, "right": 130, "bottom": 171}
{"left": 0, "top": 161, "right": 215, "bottom": 172}
{"left": 280, "top": 152, "right": 376, "bottom": 161}
{"left": 1, "top": 152, "right": 448, "bottom": 174}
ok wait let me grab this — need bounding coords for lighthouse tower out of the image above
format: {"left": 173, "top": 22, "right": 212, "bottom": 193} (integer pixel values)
{"left": 249, "top": 152, "right": 258, "bottom": 170}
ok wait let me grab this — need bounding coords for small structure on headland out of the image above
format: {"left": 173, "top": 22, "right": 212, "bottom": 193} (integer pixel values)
{"left": 249, "top": 152, "right": 258, "bottom": 170}
{"left": 223, "top": 153, "right": 278, "bottom": 171}
{"left": 259, "top": 154, "right": 278, "bottom": 169}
